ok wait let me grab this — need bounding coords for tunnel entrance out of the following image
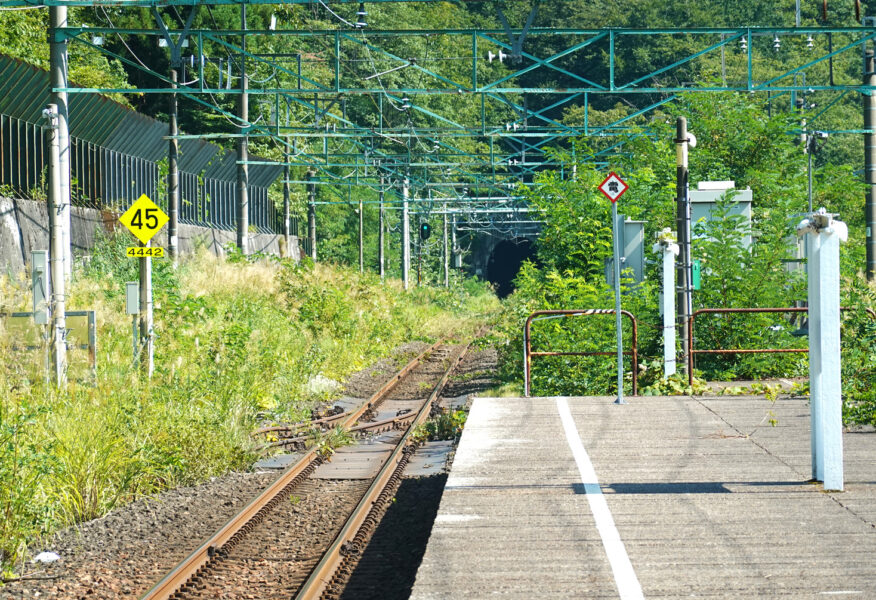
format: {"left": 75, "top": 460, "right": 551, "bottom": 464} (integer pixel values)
{"left": 487, "top": 238, "right": 537, "bottom": 298}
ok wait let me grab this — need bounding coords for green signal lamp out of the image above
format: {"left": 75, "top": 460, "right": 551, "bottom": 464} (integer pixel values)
{"left": 419, "top": 222, "right": 431, "bottom": 240}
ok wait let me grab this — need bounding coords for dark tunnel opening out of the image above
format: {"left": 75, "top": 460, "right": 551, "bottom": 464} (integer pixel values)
{"left": 486, "top": 238, "right": 537, "bottom": 299}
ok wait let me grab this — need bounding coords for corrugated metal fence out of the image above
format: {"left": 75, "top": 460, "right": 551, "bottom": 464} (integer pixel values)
{"left": 0, "top": 114, "right": 290, "bottom": 235}
{"left": 0, "top": 54, "right": 296, "bottom": 237}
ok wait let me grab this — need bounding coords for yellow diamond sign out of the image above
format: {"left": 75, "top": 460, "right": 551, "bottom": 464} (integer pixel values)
{"left": 119, "top": 194, "right": 169, "bottom": 244}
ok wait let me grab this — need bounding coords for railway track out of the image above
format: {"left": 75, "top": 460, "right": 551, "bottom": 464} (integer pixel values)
{"left": 141, "top": 339, "right": 472, "bottom": 600}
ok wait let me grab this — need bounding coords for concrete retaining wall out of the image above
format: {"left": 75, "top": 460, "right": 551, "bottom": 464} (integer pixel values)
{"left": 0, "top": 197, "right": 299, "bottom": 276}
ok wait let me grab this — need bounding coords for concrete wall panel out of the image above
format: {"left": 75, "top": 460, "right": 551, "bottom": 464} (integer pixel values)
{"left": 0, "top": 197, "right": 299, "bottom": 276}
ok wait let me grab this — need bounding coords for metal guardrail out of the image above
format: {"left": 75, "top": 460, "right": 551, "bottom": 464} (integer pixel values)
{"left": 687, "top": 306, "right": 876, "bottom": 385}
{"left": 524, "top": 309, "right": 638, "bottom": 397}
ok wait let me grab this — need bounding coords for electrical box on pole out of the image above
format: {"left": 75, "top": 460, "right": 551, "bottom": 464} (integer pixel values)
{"left": 126, "top": 281, "right": 140, "bottom": 364}
{"left": 32, "top": 250, "right": 49, "bottom": 325}
{"left": 604, "top": 215, "right": 645, "bottom": 287}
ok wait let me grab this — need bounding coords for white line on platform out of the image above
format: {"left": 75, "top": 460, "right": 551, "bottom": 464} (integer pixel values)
{"left": 557, "top": 397, "right": 645, "bottom": 600}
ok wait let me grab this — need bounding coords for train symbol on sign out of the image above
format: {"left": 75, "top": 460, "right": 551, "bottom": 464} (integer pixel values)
{"left": 598, "top": 172, "right": 629, "bottom": 203}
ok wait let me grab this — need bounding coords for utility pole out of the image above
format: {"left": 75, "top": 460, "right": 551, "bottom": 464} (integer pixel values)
{"left": 44, "top": 104, "right": 66, "bottom": 387}
{"left": 675, "top": 117, "right": 694, "bottom": 376}
{"left": 443, "top": 207, "right": 449, "bottom": 287}
{"left": 378, "top": 175, "right": 385, "bottom": 279}
{"left": 865, "top": 50, "right": 876, "bottom": 280}
{"left": 168, "top": 67, "right": 180, "bottom": 264}
{"left": 402, "top": 179, "right": 410, "bottom": 289}
{"left": 307, "top": 169, "right": 316, "bottom": 261}
{"left": 283, "top": 139, "right": 291, "bottom": 256}
{"left": 358, "top": 196, "right": 364, "bottom": 273}
{"left": 49, "top": 6, "right": 72, "bottom": 280}
{"left": 451, "top": 214, "right": 458, "bottom": 268}
{"left": 236, "top": 4, "right": 249, "bottom": 255}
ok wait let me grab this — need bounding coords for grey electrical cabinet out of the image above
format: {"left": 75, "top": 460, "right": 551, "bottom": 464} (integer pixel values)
{"left": 604, "top": 214, "right": 646, "bottom": 287}
{"left": 32, "top": 250, "right": 48, "bottom": 325}
{"left": 690, "top": 183, "right": 752, "bottom": 248}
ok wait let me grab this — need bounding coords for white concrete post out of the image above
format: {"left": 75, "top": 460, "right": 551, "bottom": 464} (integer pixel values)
{"left": 402, "top": 180, "right": 411, "bottom": 290}
{"left": 44, "top": 104, "right": 66, "bottom": 387}
{"left": 653, "top": 228, "right": 679, "bottom": 377}
{"left": 796, "top": 209, "right": 847, "bottom": 491}
{"left": 50, "top": 7, "right": 72, "bottom": 281}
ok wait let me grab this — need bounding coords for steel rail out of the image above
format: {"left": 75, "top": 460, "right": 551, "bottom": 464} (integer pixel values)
{"left": 295, "top": 340, "right": 472, "bottom": 600}
{"left": 251, "top": 342, "right": 449, "bottom": 442}
{"left": 258, "top": 412, "right": 420, "bottom": 453}
{"left": 139, "top": 339, "right": 443, "bottom": 600}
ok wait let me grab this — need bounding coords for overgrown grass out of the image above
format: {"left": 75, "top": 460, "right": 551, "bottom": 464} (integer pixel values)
{"left": 0, "top": 232, "right": 498, "bottom": 574}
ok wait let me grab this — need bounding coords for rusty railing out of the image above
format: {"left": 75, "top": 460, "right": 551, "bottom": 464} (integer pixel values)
{"left": 687, "top": 306, "right": 876, "bottom": 385}
{"left": 524, "top": 309, "right": 638, "bottom": 397}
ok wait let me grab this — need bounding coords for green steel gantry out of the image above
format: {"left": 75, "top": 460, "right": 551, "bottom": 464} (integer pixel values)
{"left": 16, "top": 0, "right": 876, "bottom": 249}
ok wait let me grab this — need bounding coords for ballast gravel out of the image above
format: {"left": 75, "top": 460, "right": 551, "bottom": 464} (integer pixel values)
{"left": 3, "top": 470, "right": 281, "bottom": 599}
{"left": 2, "top": 342, "right": 497, "bottom": 600}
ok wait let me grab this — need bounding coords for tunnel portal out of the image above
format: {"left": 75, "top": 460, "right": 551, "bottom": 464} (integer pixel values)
{"left": 486, "top": 238, "right": 537, "bottom": 298}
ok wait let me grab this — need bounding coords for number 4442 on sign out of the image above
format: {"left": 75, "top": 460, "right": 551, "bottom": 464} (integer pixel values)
{"left": 119, "top": 194, "right": 169, "bottom": 244}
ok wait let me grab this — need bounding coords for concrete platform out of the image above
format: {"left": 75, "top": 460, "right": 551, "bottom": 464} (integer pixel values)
{"left": 410, "top": 396, "right": 876, "bottom": 599}
{"left": 406, "top": 440, "right": 455, "bottom": 476}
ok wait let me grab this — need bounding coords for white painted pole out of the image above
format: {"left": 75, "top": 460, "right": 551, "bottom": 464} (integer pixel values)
{"left": 50, "top": 6, "right": 72, "bottom": 281}
{"left": 44, "top": 103, "right": 66, "bottom": 387}
{"left": 797, "top": 209, "right": 846, "bottom": 491}
{"left": 139, "top": 242, "right": 154, "bottom": 378}
{"left": 443, "top": 208, "right": 449, "bottom": 288}
{"left": 654, "top": 230, "right": 679, "bottom": 377}
{"left": 808, "top": 231, "right": 823, "bottom": 481}
{"left": 402, "top": 180, "right": 411, "bottom": 290}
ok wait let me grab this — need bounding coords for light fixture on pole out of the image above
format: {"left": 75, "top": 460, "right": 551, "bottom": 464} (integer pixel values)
{"left": 355, "top": 2, "right": 367, "bottom": 28}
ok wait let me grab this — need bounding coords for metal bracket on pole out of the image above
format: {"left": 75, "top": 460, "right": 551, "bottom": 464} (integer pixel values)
{"left": 152, "top": 6, "right": 197, "bottom": 68}
{"left": 496, "top": 1, "right": 540, "bottom": 63}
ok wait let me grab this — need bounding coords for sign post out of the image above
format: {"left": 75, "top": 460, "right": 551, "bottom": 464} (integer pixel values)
{"left": 599, "top": 172, "right": 629, "bottom": 404}
{"left": 119, "top": 194, "right": 169, "bottom": 378}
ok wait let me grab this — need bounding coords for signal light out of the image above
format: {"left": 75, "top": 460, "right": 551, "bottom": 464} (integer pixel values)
{"left": 419, "top": 222, "right": 431, "bottom": 240}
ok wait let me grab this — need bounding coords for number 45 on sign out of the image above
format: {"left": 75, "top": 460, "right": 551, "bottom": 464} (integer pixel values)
{"left": 119, "top": 194, "right": 169, "bottom": 245}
